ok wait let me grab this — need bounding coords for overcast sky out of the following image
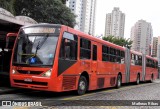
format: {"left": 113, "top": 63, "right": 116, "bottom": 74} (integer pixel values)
{"left": 95, "top": 0, "right": 160, "bottom": 38}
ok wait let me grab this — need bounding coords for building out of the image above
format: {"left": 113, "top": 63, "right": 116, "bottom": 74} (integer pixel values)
{"left": 104, "top": 7, "right": 125, "bottom": 38}
{"left": 0, "top": 7, "right": 37, "bottom": 39}
{"left": 157, "top": 36, "right": 160, "bottom": 59}
{"left": 152, "top": 37, "right": 158, "bottom": 57}
{"left": 66, "top": 0, "right": 70, "bottom": 7}
{"left": 67, "top": 0, "right": 96, "bottom": 36}
{"left": 130, "top": 20, "right": 153, "bottom": 55}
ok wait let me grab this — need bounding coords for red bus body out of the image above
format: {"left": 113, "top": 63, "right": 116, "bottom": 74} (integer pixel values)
{"left": 10, "top": 24, "right": 158, "bottom": 93}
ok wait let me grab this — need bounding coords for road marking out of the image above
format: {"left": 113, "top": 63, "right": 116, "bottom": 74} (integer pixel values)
{"left": 62, "top": 92, "right": 97, "bottom": 100}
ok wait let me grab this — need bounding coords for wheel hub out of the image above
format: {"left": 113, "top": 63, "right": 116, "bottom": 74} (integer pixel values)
{"left": 79, "top": 81, "right": 85, "bottom": 90}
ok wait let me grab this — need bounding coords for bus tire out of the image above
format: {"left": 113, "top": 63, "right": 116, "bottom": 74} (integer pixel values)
{"left": 116, "top": 74, "right": 121, "bottom": 88}
{"left": 136, "top": 74, "right": 140, "bottom": 85}
{"left": 77, "top": 76, "right": 87, "bottom": 95}
{"left": 150, "top": 74, "right": 154, "bottom": 83}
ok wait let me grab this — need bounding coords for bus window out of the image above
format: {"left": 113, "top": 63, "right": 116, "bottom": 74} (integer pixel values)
{"left": 156, "top": 61, "right": 158, "bottom": 68}
{"left": 120, "top": 51, "right": 125, "bottom": 64}
{"left": 131, "top": 54, "right": 135, "bottom": 65}
{"left": 138, "top": 56, "right": 142, "bottom": 66}
{"left": 59, "top": 32, "right": 78, "bottom": 60}
{"left": 92, "top": 45, "right": 97, "bottom": 60}
{"left": 110, "top": 48, "right": 115, "bottom": 62}
{"left": 102, "top": 45, "right": 109, "bottom": 61}
{"left": 117, "top": 50, "right": 121, "bottom": 63}
{"left": 80, "top": 38, "right": 91, "bottom": 59}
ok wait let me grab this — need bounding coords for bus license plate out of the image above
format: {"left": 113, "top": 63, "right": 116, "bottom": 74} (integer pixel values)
{"left": 24, "top": 78, "right": 32, "bottom": 82}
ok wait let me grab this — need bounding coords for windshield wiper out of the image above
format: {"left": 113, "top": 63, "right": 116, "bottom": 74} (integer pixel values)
{"left": 35, "top": 34, "right": 49, "bottom": 55}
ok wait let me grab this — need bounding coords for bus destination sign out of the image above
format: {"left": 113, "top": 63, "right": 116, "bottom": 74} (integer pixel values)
{"left": 24, "top": 27, "right": 55, "bottom": 34}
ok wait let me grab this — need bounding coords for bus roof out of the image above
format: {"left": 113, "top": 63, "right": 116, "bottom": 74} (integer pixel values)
{"left": 21, "top": 23, "right": 62, "bottom": 29}
{"left": 146, "top": 55, "right": 158, "bottom": 61}
{"left": 130, "top": 50, "right": 142, "bottom": 55}
{"left": 63, "top": 25, "right": 126, "bottom": 51}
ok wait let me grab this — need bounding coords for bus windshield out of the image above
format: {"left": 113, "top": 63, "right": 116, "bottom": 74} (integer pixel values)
{"left": 13, "top": 27, "right": 59, "bottom": 67}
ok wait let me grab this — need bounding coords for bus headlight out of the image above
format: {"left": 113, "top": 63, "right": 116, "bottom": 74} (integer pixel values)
{"left": 12, "top": 69, "right": 16, "bottom": 74}
{"left": 42, "top": 69, "right": 52, "bottom": 77}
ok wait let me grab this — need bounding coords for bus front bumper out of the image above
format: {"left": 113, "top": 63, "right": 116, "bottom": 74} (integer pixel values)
{"left": 10, "top": 75, "right": 61, "bottom": 92}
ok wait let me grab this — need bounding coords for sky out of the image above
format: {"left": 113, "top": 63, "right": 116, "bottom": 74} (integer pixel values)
{"left": 95, "top": 0, "right": 160, "bottom": 38}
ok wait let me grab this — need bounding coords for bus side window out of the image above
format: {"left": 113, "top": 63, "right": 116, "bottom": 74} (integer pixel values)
{"left": 120, "top": 51, "right": 125, "bottom": 64}
{"left": 102, "top": 45, "right": 109, "bottom": 61}
{"left": 110, "top": 48, "right": 114, "bottom": 62}
{"left": 80, "top": 38, "right": 91, "bottom": 59}
{"left": 156, "top": 61, "right": 158, "bottom": 68}
{"left": 131, "top": 54, "right": 135, "bottom": 65}
{"left": 135, "top": 55, "right": 139, "bottom": 65}
{"left": 92, "top": 45, "right": 97, "bottom": 60}
{"left": 59, "top": 32, "right": 78, "bottom": 60}
{"left": 116, "top": 50, "right": 121, "bottom": 63}
{"left": 138, "top": 56, "right": 142, "bottom": 66}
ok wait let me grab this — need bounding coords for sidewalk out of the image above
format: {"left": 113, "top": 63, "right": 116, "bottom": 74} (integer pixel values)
{"left": 154, "top": 79, "right": 160, "bottom": 83}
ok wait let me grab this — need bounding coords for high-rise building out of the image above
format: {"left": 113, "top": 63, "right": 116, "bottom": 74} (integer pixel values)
{"left": 130, "top": 20, "right": 153, "bottom": 55}
{"left": 157, "top": 36, "right": 160, "bottom": 59}
{"left": 152, "top": 37, "right": 158, "bottom": 57}
{"left": 66, "top": 0, "right": 70, "bottom": 7}
{"left": 67, "top": 0, "right": 96, "bottom": 36}
{"left": 104, "top": 7, "right": 125, "bottom": 38}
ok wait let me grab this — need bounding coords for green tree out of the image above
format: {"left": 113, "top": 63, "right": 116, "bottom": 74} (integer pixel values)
{"left": 102, "top": 35, "right": 114, "bottom": 43}
{"left": 10, "top": 0, "right": 76, "bottom": 27}
{"left": 0, "top": 0, "right": 15, "bottom": 14}
{"left": 61, "top": 0, "right": 66, "bottom": 4}
{"left": 0, "top": 0, "right": 10, "bottom": 10}
{"left": 102, "top": 36, "right": 133, "bottom": 49}
{"left": 124, "top": 38, "right": 133, "bottom": 49}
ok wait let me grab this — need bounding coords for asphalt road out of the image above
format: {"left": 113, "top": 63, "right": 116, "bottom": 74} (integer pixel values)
{"left": 0, "top": 80, "right": 160, "bottom": 109}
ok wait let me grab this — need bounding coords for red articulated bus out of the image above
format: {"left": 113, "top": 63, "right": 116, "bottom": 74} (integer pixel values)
{"left": 10, "top": 24, "right": 158, "bottom": 95}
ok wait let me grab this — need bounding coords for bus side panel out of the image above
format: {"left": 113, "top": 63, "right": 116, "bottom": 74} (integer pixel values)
{"left": 130, "top": 65, "right": 142, "bottom": 82}
{"left": 97, "top": 61, "right": 125, "bottom": 89}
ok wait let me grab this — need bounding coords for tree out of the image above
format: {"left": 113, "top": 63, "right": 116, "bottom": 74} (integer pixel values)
{"left": 124, "top": 38, "right": 133, "bottom": 49}
{"left": 61, "top": 0, "right": 66, "bottom": 4}
{"left": 102, "top": 35, "right": 114, "bottom": 43}
{"left": 10, "top": 0, "right": 76, "bottom": 27}
{"left": 0, "top": 0, "right": 15, "bottom": 14}
{"left": 102, "top": 36, "right": 133, "bottom": 49}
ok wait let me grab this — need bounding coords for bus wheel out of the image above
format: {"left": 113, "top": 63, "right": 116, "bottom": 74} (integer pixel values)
{"left": 150, "top": 74, "right": 154, "bottom": 83}
{"left": 116, "top": 74, "right": 121, "bottom": 88}
{"left": 136, "top": 74, "right": 140, "bottom": 85}
{"left": 77, "top": 76, "right": 87, "bottom": 95}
